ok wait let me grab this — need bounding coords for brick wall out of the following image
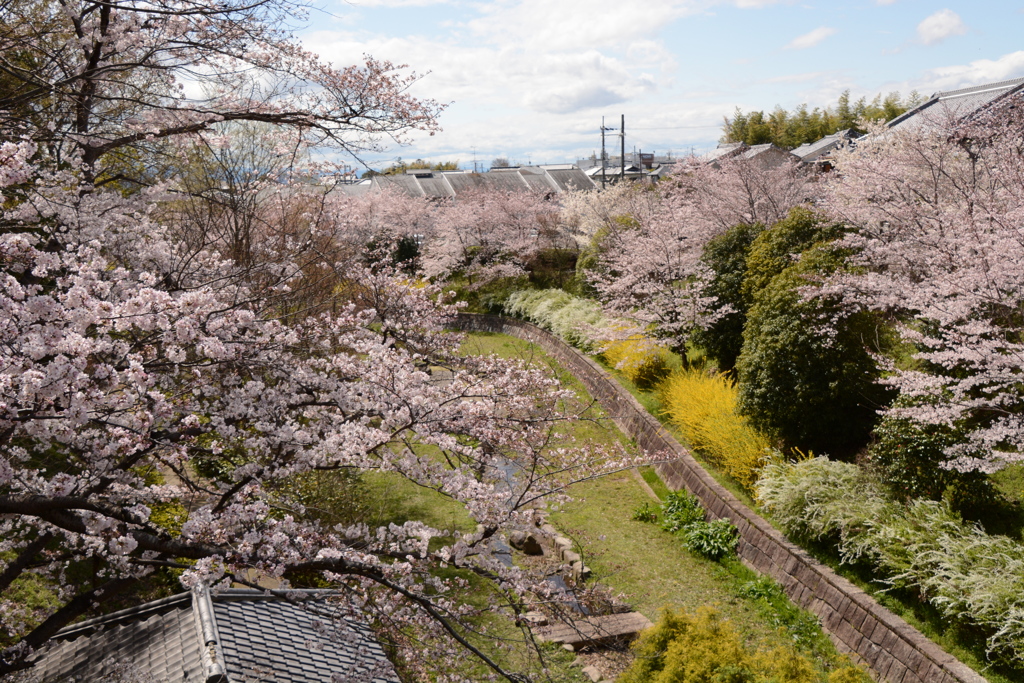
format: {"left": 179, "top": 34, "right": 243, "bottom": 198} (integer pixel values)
{"left": 455, "top": 313, "right": 986, "bottom": 683}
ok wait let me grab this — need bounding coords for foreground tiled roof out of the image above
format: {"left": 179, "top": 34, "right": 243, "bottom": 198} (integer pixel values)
{"left": 28, "top": 588, "right": 401, "bottom": 683}
{"left": 887, "top": 77, "right": 1024, "bottom": 132}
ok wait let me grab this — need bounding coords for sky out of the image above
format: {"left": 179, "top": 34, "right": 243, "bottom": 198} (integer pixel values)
{"left": 297, "top": 0, "right": 1024, "bottom": 171}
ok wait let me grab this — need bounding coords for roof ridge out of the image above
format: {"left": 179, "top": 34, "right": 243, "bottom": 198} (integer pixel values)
{"left": 934, "top": 76, "right": 1024, "bottom": 99}
{"left": 192, "top": 585, "right": 228, "bottom": 683}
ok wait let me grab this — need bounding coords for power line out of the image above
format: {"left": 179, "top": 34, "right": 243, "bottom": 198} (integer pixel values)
{"left": 629, "top": 125, "right": 721, "bottom": 130}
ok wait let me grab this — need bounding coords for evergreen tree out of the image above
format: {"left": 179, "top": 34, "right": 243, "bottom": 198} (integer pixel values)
{"left": 721, "top": 90, "right": 922, "bottom": 149}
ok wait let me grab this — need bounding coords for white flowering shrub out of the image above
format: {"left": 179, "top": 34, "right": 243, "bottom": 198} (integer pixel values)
{"left": 504, "top": 289, "right": 606, "bottom": 352}
{"left": 757, "top": 457, "right": 1024, "bottom": 665}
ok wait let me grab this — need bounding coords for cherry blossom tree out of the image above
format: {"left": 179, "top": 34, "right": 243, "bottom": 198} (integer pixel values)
{"left": 585, "top": 158, "right": 815, "bottom": 353}
{"left": 420, "top": 188, "right": 567, "bottom": 288}
{"left": 0, "top": 0, "right": 443, "bottom": 184}
{"left": 0, "top": 3, "right": 636, "bottom": 677}
{"left": 822, "top": 101, "right": 1024, "bottom": 472}
{"left": 0, "top": 148, "right": 633, "bottom": 680}
{"left": 560, "top": 181, "right": 662, "bottom": 246}
{"left": 675, "top": 155, "right": 815, "bottom": 233}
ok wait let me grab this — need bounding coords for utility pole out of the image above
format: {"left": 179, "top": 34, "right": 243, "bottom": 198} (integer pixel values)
{"left": 600, "top": 117, "right": 607, "bottom": 189}
{"left": 620, "top": 114, "right": 626, "bottom": 182}
{"left": 599, "top": 116, "right": 626, "bottom": 187}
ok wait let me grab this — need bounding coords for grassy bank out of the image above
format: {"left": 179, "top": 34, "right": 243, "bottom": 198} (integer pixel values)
{"left": 460, "top": 332, "right": 864, "bottom": 681}
{"left": 590, "top": 343, "right": 1022, "bottom": 682}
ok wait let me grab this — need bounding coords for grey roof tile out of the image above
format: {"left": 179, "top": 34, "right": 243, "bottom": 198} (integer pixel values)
{"left": 331, "top": 167, "right": 590, "bottom": 200}
{"left": 519, "top": 171, "right": 556, "bottom": 193}
{"left": 701, "top": 142, "right": 746, "bottom": 163}
{"left": 30, "top": 602, "right": 202, "bottom": 683}
{"left": 371, "top": 174, "right": 424, "bottom": 197}
{"left": 545, "top": 168, "right": 595, "bottom": 192}
{"left": 415, "top": 174, "right": 455, "bottom": 198}
{"left": 887, "top": 77, "right": 1024, "bottom": 132}
{"left": 28, "top": 590, "right": 400, "bottom": 683}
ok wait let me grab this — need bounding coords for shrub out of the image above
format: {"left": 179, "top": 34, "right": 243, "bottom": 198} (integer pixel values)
{"left": 741, "top": 207, "right": 844, "bottom": 300}
{"left": 660, "top": 369, "right": 770, "bottom": 492}
{"left": 620, "top": 606, "right": 864, "bottom": 683}
{"left": 504, "top": 288, "right": 605, "bottom": 350}
{"left": 692, "top": 222, "right": 765, "bottom": 373}
{"left": 737, "top": 246, "right": 893, "bottom": 458}
{"left": 683, "top": 519, "right": 739, "bottom": 560}
{"left": 757, "top": 457, "right": 1024, "bottom": 665}
{"left": 526, "top": 247, "right": 578, "bottom": 289}
{"left": 505, "top": 289, "right": 671, "bottom": 385}
{"left": 660, "top": 489, "right": 705, "bottom": 532}
{"left": 659, "top": 490, "right": 738, "bottom": 561}
{"left": 632, "top": 502, "right": 658, "bottom": 523}
{"left": 755, "top": 456, "right": 890, "bottom": 552}
{"left": 601, "top": 333, "right": 671, "bottom": 389}
{"left": 868, "top": 398, "right": 994, "bottom": 516}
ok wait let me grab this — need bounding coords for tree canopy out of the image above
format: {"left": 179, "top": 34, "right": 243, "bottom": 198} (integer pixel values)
{"left": 0, "top": 1, "right": 630, "bottom": 679}
{"left": 0, "top": 0, "right": 444, "bottom": 185}
{"left": 721, "top": 90, "right": 925, "bottom": 150}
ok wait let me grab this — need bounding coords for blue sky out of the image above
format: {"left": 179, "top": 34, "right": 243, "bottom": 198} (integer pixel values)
{"left": 299, "top": 1, "right": 1024, "bottom": 171}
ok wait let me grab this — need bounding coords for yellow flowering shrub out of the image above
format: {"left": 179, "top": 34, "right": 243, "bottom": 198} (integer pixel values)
{"left": 601, "top": 333, "right": 671, "bottom": 389}
{"left": 621, "top": 606, "right": 866, "bottom": 683}
{"left": 660, "top": 369, "right": 770, "bottom": 492}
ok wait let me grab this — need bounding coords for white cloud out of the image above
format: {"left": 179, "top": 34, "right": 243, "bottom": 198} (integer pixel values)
{"left": 526, "top": 85, "right": 626, "bottom": 114}
{"left": 731, "top": 0, "right": 787, "bottom": 7}
{"left": 910, "top": 51, "right": 1024, "bottom": 92}
{"left": 784, "top": 26, "right": 836, "bottom": 50}
{"left": 626, "top": 40, "right": 679, "bottom": 71}
{"left": 465, "top": 0, "right": 702, "bottom": 52}
{"left": 916, "top": 9, "right": 968, "bottom": 46}
{"left": 875, "top": 0, "right": 897, "bottom": 5}
{"left": 346, "top": 0, "right": 451, "bottom": 6}
{"left": 303, "top": 32, "right": 658, "bottom": 116}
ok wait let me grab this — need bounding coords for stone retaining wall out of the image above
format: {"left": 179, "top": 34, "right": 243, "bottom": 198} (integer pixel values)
{"left": 455, "top": 313, "right": 986, "bottom": 683}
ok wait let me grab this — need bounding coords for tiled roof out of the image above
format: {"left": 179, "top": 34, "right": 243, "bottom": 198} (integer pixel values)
{"left": 519, "top": 170, "right": 558, "bottom": 193}
{"left": 414, "top": 174, "right": 456, "bottom": 198}
{"left": 738, "top": 143, "right": 774, "bottom": 160}
{"left": 544, "top": 168, "right": 594, "bottom": 192}
{"left": 330, "top": 167, "right": 595, "bottom": 198}
{"left": 372, "top": 174, "right": 425, "bottom": 197}
{"left": 701, "top": 142, "right": 746, "bottom": 163}
{"left": 333, "top": 167, "right": 593, "bottom": 197}
{"left": 28, "top": 588, "right": 401, "bottom": 683}
{"left": 887, "top": 77, "right": 1024, "bottom": 132}
{"left": 792, "top": 130, "right": 854, "bottom": 162}
{"left": 30, "top": 594, "right": 203, "bottom": 683}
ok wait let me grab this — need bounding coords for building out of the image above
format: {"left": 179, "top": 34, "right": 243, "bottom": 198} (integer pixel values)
{"left": 791, "top": 129, "right": 857, "bottom": 169}
{"left": 335, "top": 166, "right": 595, "bottom": 199}
{"left": 885, "top": 77, "right": 1024, "bottom": 132}
{"left": 699, "top": 142, "right": 800, "bottom": 168}
{"left": 27, "top": 587, "right": 401, "bottom": 683}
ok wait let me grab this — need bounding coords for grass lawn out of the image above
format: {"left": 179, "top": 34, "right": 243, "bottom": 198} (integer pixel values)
{"left": 550, "top": 471, "right": 859, "bottom": 678}
{"left": 348, "top": 470, "right": 590, "bottom": 681}
{"left": 598, "top": 347, "right": 1024, "bottom": 682}
{"left": 586, "top": 338, "right": 1024, "bottom": 682}
{"left": 290, "top": 330, "right": 871, "bottom": 681}
{"left": 458, "top": 331, "right": 865, "bottom": 681}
